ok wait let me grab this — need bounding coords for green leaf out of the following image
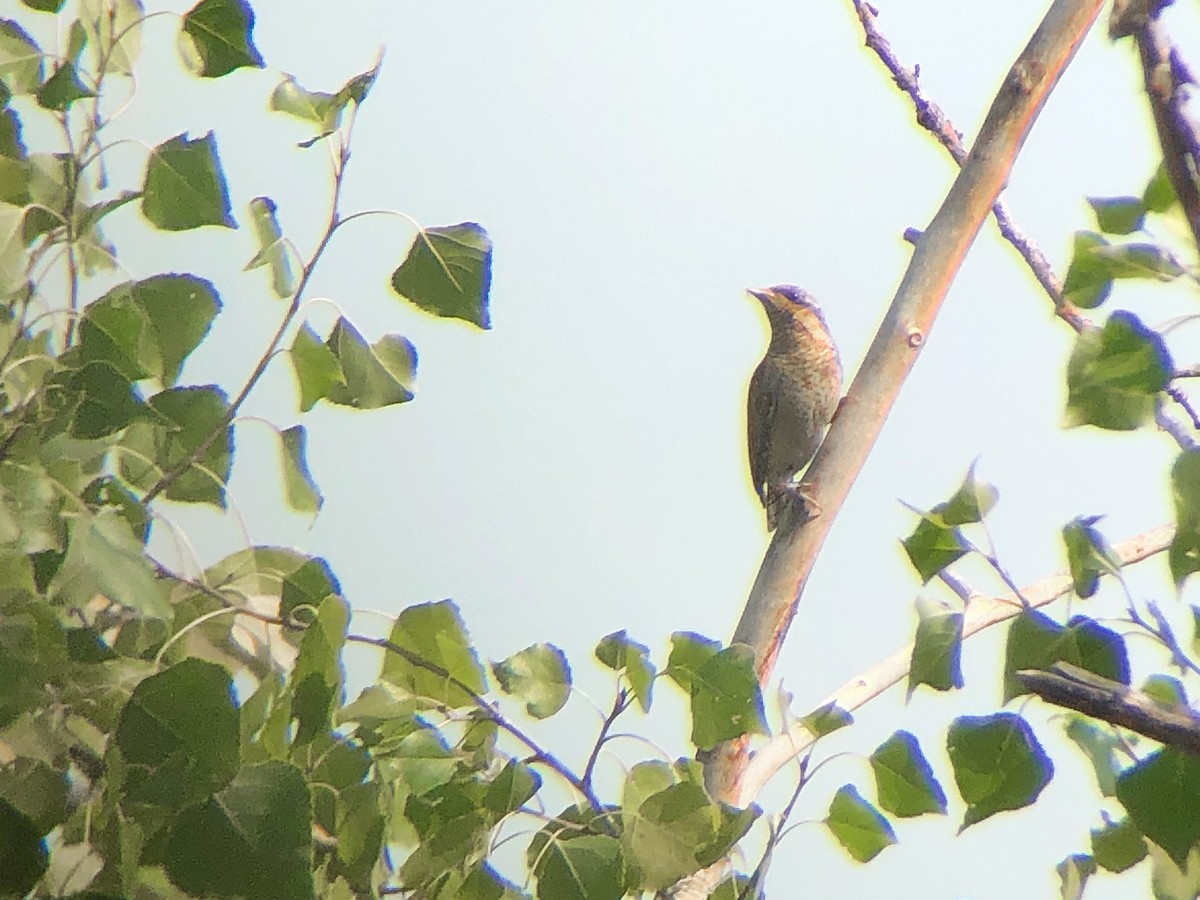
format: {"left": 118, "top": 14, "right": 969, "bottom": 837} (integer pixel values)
{"left": 50, "top": 508, "right": 168, "bottom": 618}
{"left": 1057, "top": 854, "right": 1097, "bottom": 900}
{"left": 275, "top": 424, "right": 322, "bottom": 515}
{"left": 800, "top": 700, "right": 853, "bottom": 738}
{"left": 165, "top": 761, "right": 312, "bottom": 900}
{"left": 530, "top": 832, "right": 623, "bottom": 900}
{"left": 0, "top": 201, "right": 27, "bottom": 293}
{"left": 902, "top": 517, "right": 966, "bottom": 583}
{"left": 269, "top": 74, "right": 339, "bottom": 144}
{"left": 1092, "top": 242, "right": 1186, "bottom": 280}
{"left": 179, "top": 0, "right": 265, "bottom": 78}
{"left": 324, "top": 317, "right": 416, "bottom": 410}
{"left": 1063, "top": 231, "right": 1113, "bottom": 308}
{"left": 1064, "top": 716, "right": 1121, "bottom": 797}
{"left": 483, "top": 759, "right": 541, "bottom": 821}
{"left": 665, "top": 631, "right": 720, "bottom": 695}
{"left": 1170, "top": 451, "right": 1200, "bottom": 586}
{"left": 1141, "top": 673, "right": 1188, "bottom": 710}
{"left": 1062, "top": 515, "right": 1120, "bottom": 598}
{"left": 1143, "top": 161, "right": 1177, "bottom": 213}
{"left": 1118, "top": 749, "right": 1200, "bottom": 868}
{"left": 1003, "top": 609, "right": 1128, "bottom": 703}
{"left": 946, "top": 713, "right": 1053, "bottom": 829}
{"left": 491, "top": 643, "right": 571, "bottom": 719}
{"left": 0, "top": 757, "right": 66, "bottom": 836}
{"left": 380, "top": 600, "right": 487, "bottom": 709}
{"left": 119, "top": 384, "right": 232, "bottom": 506}
{"left": 289, "top": 595, "right": 347, "bottom": 745}
{"left": 869, "top": 730, "right": 948, "bottom": 817}
{"left": 0, "top": 461, "right": 63, "bottom": 554}
{"left": 245, "top": 196, "right": 295, "bottom": 297}
{"left": 0, "top": 799, "right": 46, "bottom": 896}
{"left": 684, "top": 644, "right": 767, "bottom": 750}
{"left": 0, "top": 20, "right": 42, "bottom": 95}
{"left": 141, "top": 131, "right": 235, "bottom": 230}
{"left": 289, "top": 322, "right": 345, "bottom": 412}
{"left": 908, "top": 600, "right": 963, "bottom": 694}
{"left": 22, "top": 0, "right": 68, "bottom": 11}
{"left": 935, "top": 463, "right": 999, "bottom": 525}
{"left": 1091, "top": 816, "right": 1146, "bottom": 873}
{"left": 825, "top": 784, "right": 897, "bottom": 863}
{"left": 35, "top": 61, "right": 94, "bottom": 110}
{"left": 116, "top": 658, "right": 239, "bottom": 806}
{"left": 81, "top": 0, "right": 143, "bottom": 76}
{"left": 391, "top": 223, "right": 493, "bottom": 328}
{"left": 1088, "top": 196, "right": 1145, "bottom": 234}
{"left": 1065, "top": 311, "right": 1172, "bottom": 430}
{"left": 594, "top": 630, "right": 655, "bottom": 711}
{"left": 53, "top": 360, "right": 145, "bottom": 439}
{"left": 134, "top": 274, "right": 222, "bottom": 386}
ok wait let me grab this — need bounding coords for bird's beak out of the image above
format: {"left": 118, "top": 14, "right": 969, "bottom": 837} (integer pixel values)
{"left": 747, "top": 288, "right": 771, "bottom": 304}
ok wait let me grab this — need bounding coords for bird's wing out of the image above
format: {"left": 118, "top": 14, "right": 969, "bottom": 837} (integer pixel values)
{"left": 747, "top": 362, "right": 775, "bottom": 503}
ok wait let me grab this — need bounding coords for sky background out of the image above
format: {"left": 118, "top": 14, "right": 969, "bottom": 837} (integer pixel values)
{"left": 28, "top": 0, "right": 1200, "bottom": 895}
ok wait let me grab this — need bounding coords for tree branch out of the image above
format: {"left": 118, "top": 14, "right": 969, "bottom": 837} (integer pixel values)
{"left": 1016, "top": 662, "right": 1200, "bottom": 755}
{"left": 715, "top": 0, "right": 1105, "bottom": 803}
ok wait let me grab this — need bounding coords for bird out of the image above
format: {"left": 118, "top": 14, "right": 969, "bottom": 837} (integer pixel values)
{"left": 746, "top": 284, "right": 843, "bottom": 530}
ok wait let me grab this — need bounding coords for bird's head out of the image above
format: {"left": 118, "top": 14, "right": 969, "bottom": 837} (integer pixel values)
{"left": 748, "top": 284, "right": 830, "bottom": 341}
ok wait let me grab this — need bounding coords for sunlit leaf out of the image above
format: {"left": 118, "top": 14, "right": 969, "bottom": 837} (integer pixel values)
{"left": 391, "top": 223, "right": 492, "bottom": 328}
{"left": 142, "top": 132, "right": 235, "bottom": 230}
{"left": 947, "top": 713, "right": 1053, "bottom": 829}
{"left": 1065, "top": 311, "right": 1171, "bottom": 431}
{"left": 179, "top": 0, "right": 265, "bottom": 78}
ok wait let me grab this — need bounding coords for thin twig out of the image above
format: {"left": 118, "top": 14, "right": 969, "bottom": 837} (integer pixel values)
{"left": 849, "top": 0, "right": 1089, "bottom": 331}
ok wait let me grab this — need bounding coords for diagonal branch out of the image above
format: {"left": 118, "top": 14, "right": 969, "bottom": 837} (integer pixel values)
{"left": 714, "top": 0, "right": 1106, "bottom": 805}
{"left": 850, "top": 0, "right": 1089, "bottom": 331}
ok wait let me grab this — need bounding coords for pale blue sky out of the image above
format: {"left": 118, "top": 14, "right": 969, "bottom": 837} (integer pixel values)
{"left": 63, "top": 0, "right": 1200, "bottom": 895}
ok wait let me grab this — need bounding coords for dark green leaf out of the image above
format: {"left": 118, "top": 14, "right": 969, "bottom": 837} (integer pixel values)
{"left": 1003, "top": 610, "right": 1128, "bottom": 703}
{"left": 594, "top": 630, "right": 655, "bottom": 711}
{"left": 54, "top": 361, "right": 145, "bottom": 439}
{"left": 530, "top": 832, "right": 623, "bottom": 900}
{"left": 165, "top": 761, "right": 312, "bottom": 899}
{"left": 1065, "top": 311, "right": 1172, "bottom": 431}
{"left": 141, "top": 131, "right": 235, "bottom": 230}
{"left": 179, "top": 0, "right": 264, "bottom": 77}
{"left": 22, "top": 0, "right": 67, "bottom": 11}
{"left": 289, "top": 595, "right": 347, "bottom": 744}
{"left": 134, "top": 274, "right": 222, "bottom": 386}
{"left": 324, "top": 317, "right": 416, "bottom": 410}
{"left": 1091, "top": 817, "right": 1146, "bottom": 872}
{"left": 391, "top": 223, "right": 493, "bottom": 328}
{"left": 946, "top": 713, "right": 1053, "bottom": 829}
{"left": 1170, "top": 451, "right": 1200, "bottom": 586}
{"left": 869, "top": 730, "right": 947, "bottom": 817}
{"left": 0, "top": 461, "right": 62, "bottom": 554}
{"left": 276, "top": 424, "right": 322, "bottom": 515}
{"left": 0, "top": 757, "right": 66, "bottom": 835}
{"left": 1118, "top": 749, "right": 1200, "bottom": 867}
{"left": 0, "top": 20, "right": 42, "bottom": 95}
{"left": 908, "top": 602, "right": 963, "bottom": 694}
{"left": 245, "top": 196, "right": 295, "bottom": 297}
{"left": 35, "top": 61, "right": 93, "bottom": 110}
{"left": 0, "top": 799, "right": 46, "bottom": 895}
{"left": 1063, "top": 515, "right": 1119, "bottom": 598}
{"left": 116, "top": 658, "right": 239, "bottom": 806}
{"left": 825, "top": 784, "right": 897, "bottom": 863}
{"left": 380, "top": 600, "right": 487, "bottom": 709}
{"left": 491, "top": 643, "right": 571, "bottom": 719}
{"left": 1092, "top": 242, "right": 1186, "bottom": 280}
{"left": 1088, "top": 196, "right": 1145, "bottom": 234}
{"left": 902, "top": 516, "right": 967, "bottom": 583}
